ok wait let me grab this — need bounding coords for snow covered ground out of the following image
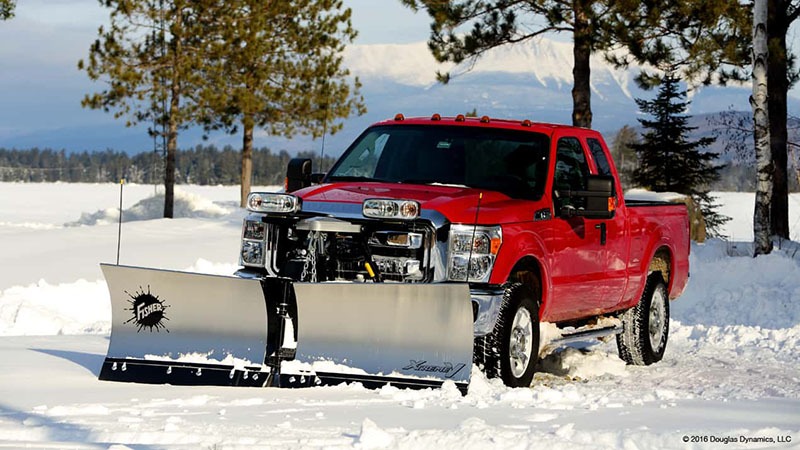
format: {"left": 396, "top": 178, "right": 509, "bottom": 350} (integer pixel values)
{"left": 1, "top": 183, "right": 799, "bottom": 449}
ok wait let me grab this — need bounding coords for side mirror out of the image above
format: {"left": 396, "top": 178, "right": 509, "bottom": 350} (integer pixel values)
{"left": 286, "top": 158, "right": 312, "bottom": 192}
{"left": 581, "top": 175, "right": 616, "bottom": 219}
{"left": 557, "top": 175, "right": 616, "bottom": 220}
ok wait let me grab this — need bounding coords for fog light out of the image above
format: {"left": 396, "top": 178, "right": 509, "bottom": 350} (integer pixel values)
{"left": 243, "top": 220, "right": 266, "bottom": 240}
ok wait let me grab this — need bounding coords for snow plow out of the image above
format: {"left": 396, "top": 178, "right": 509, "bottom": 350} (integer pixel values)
{"left": 99, "top": 264, "right": 474, "bottom": 393}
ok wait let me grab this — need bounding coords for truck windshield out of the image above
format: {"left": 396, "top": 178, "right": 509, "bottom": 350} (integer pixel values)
{"left": 326, "top": 125, "right": 551, "bottom": 200}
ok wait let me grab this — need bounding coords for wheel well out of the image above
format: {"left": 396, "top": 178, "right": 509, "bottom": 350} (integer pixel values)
{"left": 508, "top": 256, "right": 542, "bottom": 305}
{"left": 649, "top": 247, "right": 671, "bottom": 285}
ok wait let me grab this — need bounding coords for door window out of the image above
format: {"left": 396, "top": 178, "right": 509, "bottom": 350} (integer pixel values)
{"left": 553, "top": 137, "right": 590, "bottom": 209}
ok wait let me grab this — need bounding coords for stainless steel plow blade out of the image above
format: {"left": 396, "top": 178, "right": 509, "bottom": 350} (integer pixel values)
{"left": 99, "top": 264, "right": 474, "bottom": 393}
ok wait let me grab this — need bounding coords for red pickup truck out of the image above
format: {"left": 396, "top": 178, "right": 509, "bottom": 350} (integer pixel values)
{"left": 239, "top": 114, "right": 690, "bottom": 387}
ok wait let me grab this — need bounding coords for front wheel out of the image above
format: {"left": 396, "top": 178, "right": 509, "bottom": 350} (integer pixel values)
{"left": 617, "top": 271, "right": 670, "bottom": 365}
{"left": 475, "top": 283, "right": 539, "bottom": 387}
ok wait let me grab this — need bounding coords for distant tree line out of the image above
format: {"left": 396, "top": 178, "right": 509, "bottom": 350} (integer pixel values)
{"left": 0, "top": 146, "right": 336, "bottom": 186}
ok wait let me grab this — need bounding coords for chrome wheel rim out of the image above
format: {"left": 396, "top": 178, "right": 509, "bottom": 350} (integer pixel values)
{"left": 509, "top": 307, "right": 534, "bottom": 378}
{"left": 648, "top": 287, "right": 667, "bottom": 352}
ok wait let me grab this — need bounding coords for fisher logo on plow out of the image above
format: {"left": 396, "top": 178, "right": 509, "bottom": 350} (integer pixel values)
{"left": 123, "top": 286, "right": 170, "bottom": 332}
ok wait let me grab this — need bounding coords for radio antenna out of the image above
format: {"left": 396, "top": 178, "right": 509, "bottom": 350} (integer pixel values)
{"left": 466, "top": 192, "right": 483, "bottom": 281}
{"left": 319, "top": 101, "right": 328, "bottom": 167}
{"left": 116, "top": 178, "right": 125, "bottom": 265}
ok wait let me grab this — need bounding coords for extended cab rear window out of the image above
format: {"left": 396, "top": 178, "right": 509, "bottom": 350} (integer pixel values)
{"left": 327, "top": 125, "right": 551, "bottom": 200}
{"left": 587, "top": 138, "right": 612, "bottom": 177}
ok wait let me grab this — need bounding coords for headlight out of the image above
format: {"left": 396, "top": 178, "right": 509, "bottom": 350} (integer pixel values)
{"left": 241, "top": 240, "right": 264, "bottom": 266}
{"left": 243, "top": 220, "right": 266, "bottom": 240}
{"left": 447, "top": 224, "right": 502, "bottom": 282}
{"left": 362, "top": 199, "right": 420, "bottom": 220}
{"left": 241, "top": 219, "right": 266, "bottom": 267}
{"left": 247, "top": 193, "right": 301, "bottom": 214}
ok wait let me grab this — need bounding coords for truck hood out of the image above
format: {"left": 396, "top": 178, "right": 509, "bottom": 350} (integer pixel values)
{"left": 294, "top": 182, "right": 543, "bottom": 224}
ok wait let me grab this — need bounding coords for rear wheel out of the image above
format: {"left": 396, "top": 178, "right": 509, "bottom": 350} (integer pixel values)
{"left": 475, "top": 282, "right": 539, "bottom": 387}
{"left": 617, "top": 271, "right": 670, "bottom": 365}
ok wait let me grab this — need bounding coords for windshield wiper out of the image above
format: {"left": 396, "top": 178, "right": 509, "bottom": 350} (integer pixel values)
{"left": 401, "top": 179, "right": 468, "bottom": 187}
{"left": 326, "top": 175, "right": 382, "bottom": 182}
{"left": 399, "top": 179, "right": 433, "bottom": 185}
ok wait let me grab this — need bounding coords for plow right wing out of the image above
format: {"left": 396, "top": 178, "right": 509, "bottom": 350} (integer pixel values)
{"left": 284, "top": 283, "right": 473, "bottom": 392}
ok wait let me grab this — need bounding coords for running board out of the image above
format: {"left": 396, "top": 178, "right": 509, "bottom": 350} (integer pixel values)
{"left": 555, "top": 325, "right": 622, "bottom": 344}
{"left": 542, "top": 321, "right": 622, "bottom": 355}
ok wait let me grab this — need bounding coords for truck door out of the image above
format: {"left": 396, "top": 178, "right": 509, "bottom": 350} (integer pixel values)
{"left": 544, "top": 136, "right": 610, "bottom": 321}
{"left": 586, "top": 137, "right": 629, "bottom": 309}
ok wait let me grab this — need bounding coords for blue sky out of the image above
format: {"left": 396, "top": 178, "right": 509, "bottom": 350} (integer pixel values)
{"left": 0, "top": 0, "right": 432, "bottom": 152}
{"left": 1, "top": 2, "right": 797, "bottom": 154}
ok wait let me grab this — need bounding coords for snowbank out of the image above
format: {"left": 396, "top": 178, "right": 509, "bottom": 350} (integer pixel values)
{"left": 673, "top": 239, "right": 800, "bottom": 329}
{"left": 0, "top": 279, "right": 110, "bottom": 336}
{"left": 67, "top": 189, "right": 232, "bottom": 226}
{"left": 1, "top": 184, "right": 799, "bottom": 449}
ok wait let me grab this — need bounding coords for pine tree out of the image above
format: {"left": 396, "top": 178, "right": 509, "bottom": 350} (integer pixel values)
{"left": 0, "top": 0, "right": 14, "bottom": 20}
{"left": 630, "top": 73, "right": 729, "bottom": 236}
{"left": 611, "top": 1, "right": 798, "bottom": 240}
{"left": 79, "top": 0, "right": 209, "bottom": 218}
{"left": 196, "top": 0, "right": 365, "bottom": 206}
{"left": 402, "top": 0, "right": 607, "bottom": 128}
{"left": 401, "top": 0, "right": 748, "bottom": 130}
{"left": 607, "top": 0, "right": 751, "bottom": 87}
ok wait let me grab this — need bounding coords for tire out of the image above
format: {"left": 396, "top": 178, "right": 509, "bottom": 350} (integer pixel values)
{"left": 474, "top": 282, "right": 539, "bottom": 387}
{"left": 616, "top": 271, "right": 670, "bottom": 365}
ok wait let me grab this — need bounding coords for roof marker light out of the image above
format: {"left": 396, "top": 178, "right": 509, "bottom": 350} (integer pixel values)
{"left": 455, "top": 114, "right": 466, "bottom": 122}
{"left": 431, "top": 113, "right": 442, "bottom": 121}
{"left": 521, "top": 119, "right": 532, "bottom": 127}
{"left": 394, "top": 113, "right": 405, "bottom": 121}
{"left": 480, "top": 115, "right": 490, "bottom": 123}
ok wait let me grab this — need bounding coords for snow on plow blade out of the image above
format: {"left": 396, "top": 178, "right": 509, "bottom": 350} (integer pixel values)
{"left": 99, "top": 264, "right": 473, "bottom": 393}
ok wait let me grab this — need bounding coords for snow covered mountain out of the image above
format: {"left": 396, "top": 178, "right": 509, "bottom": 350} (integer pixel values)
{"left": 345, "top": 37, "right": 635, "bottom": 95}
{"left": 342, "top": 37, "right": 753, "bottom": 123}
{"left": 3, "top": 36, "right": 793, "bottom": 155}
{"left": 271, "top": 37, "right": 767, "bottom": 155}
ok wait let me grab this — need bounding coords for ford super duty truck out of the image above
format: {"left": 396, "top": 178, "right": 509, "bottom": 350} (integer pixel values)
{"left": 235, "top": 114, "right": 690, "bottom": 388}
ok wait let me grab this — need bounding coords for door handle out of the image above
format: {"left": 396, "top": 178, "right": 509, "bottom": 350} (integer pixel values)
{"left": 595, "top": 223, "right": 607, "bottom": 245}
